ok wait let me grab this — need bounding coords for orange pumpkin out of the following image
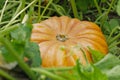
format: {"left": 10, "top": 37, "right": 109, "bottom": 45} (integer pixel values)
{"left": 31, "top": 16, "right": 108, "bottom": 67}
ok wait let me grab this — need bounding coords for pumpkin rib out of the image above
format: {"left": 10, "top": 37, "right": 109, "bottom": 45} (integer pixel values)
{"left": 75, "top": 38, "right": 108, "bottom": 54}
{"left": 63, "top": 39, "right": 92, "bottom": 65}
{"left": 31, "top": 33, "right": 55, "bottom": 43}
{"left": 65, "top": 18, "right": 80, "bottom": 34}
{"left": 59, "top": 16, "right": 74, "bottom": 34}
{"left": 41, "top": 22, "right": 58, "bottom": 35}
{"left": 50, "top": 16, "right": 62, "bottom": 33}
{"left": 80, "top": 21, "right": 101, "bottom": 30}
{"left": 74, "top": 29, "right": 103, "bottom": 37}
{"left": 33, "top": 23, "right": 54, "bottom": 33}
{"left": 74, "top": 34, "right": 108, "bottom": 48}
{"left": 42, "top": 17, "right": 62, "bottom": 34}
{"left": 68, "top": 27, "right": 101, "bottom": 36}
{"left": 41, "top": 41, "right": 59, "bottom": 67}
{"left": 32, "top": 26, "right": 54, "bottom": 36}
{"left": 39, "top": 41, "right": 57, "bottom": 60}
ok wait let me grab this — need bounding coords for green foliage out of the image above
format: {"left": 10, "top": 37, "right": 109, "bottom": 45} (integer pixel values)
{"left": 32, "top": 60, "right": 108, "bottom": 80}
{"left": 103, "top": 19, "right": 119, "bottom": 33}
{"left": 24, "top": 42, "right": 41, "bottom": 67}
{"left": 76, "top": 0, "right": 99, "bottom": 12}
{"left": 116, "top": 0, "right": 120, "bottom": 16}
{"left": 89, "top": 48, "right": 105, "bottom": 63}
{"left": 10, "top": 23, "right": 32, "bottom": 43}
{"left": 0, "top": 23, "right": 41, "bottom": 68}
{"left": 95, "top": 53, "right": 120, "bottom": 80}
{"left": 0, "top": 0, "right": 5, "bottom": 9}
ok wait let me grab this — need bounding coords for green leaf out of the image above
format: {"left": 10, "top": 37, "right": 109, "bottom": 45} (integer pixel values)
{"left": 24, "top": 42, "right": 41, "bottom": 67}
{"left": 95, "top": 54, "right": 120, "bottom": 80}
{"left": 106, "top": 65, "right": 120, "bottom": 80}
{"left": 95, "top": 53, "right": 120, "bottom": 73}
{"left": 56, "top": 60, "right": 108, "bottom": 80}
{"left": 116, "top": 0, "right": 120, "bottom": 16}
{"left": 76, "top": 0, "right": 89, "bottom": 12}
{"left": 89, "top": 48, "right": 105, "bottom": 63}
{"left": 0, "top": 23, "right": 35, "bottom": 69}
{"left": 10, "top": 23, "right": 33, "bottom": 43}
{"left": 1, "top": 46, "right": 15, "bottom": 62}
{"left": 109, "top": 19, "right": 119, "bottom": 31}
{"left": 76, "top": 63, "right": 108, "bottom": 80}
{"left": 52, "top": 3, "right": 67, "bottom": 16}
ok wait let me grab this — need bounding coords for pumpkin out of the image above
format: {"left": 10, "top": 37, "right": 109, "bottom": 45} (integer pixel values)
{"left": 31, "top": 16, "right": 108, "bottom": 67}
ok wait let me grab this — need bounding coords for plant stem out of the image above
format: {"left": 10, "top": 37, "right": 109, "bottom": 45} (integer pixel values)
{"left": 100, "top": 0, "right": 115, "bottom": 27}
{"left": 93, "top": 0, "right": 102, "bottom": 15}
{"left": 108, "top": 33, "right": 120, "bottom": 45}
{"left": 109, "top": 41, "right": 120, "bottom": 49}
{"left": 106, "top": 0, "right": 115, "bottom": 15}
{"left": 0, "top": 0, "right": 8, "bottom": 22}
{"left": 70, "top": 0, "right": 79, "bottom": 19}
{"left": 0, "top": 69, "right": 15, "bottom": 80}
{"left": 94, "top": 12, "right": 106, "bottom": 23}
{"left": 43, "top": 67, "right": 74, "bottom": 71}
{"left": 20, "top": 0, "right": 26, "bottom": 20}
{"left": 0, "top": 19, "right": 20, "bottom": 25}
{"left": 39, "top": 0, "right": 53, "bottom": 21}
{"left": 0, "top": 37, "right": 37, "bottom": 80}
{"left": 38, "top": 0, "right": 42, "bottom": 21}
{"left": 32, "top": 68, "right": 67, "bottom": 80}
{"left": 107, "top": 27, "right": 119, "bottom": 43}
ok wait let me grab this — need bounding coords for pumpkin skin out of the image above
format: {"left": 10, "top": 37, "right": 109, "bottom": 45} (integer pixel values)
{"left": 31, "top": 16, "right": 108, "bottom": 67}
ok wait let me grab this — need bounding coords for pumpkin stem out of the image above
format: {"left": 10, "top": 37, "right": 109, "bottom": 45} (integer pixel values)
{"left": 56, "top": 34, "right": 69, "bottom": 42}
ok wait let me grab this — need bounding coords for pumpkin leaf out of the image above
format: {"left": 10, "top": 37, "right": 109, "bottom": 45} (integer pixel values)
{"left": 1, "top": 46, "right": 16, "bottom": 62}
{"left": 95, "top": 53, "right": 120, "bottom": 72}
{"left": 106, "top": 65, "right": 120, "bottom": 80}
{"left": 1, "top": 23, "right": 33, "bottom": 63}
{"left": 10, "top": 23, "right": 33, "bottom": 43}
{"left": 55, "top": 60, "right": 108, "bottom": 80}
{"left": 95, "top": 53, "right": 120, "bottom": 80}
{"left": 0, "top": 23, "right": 41, "bottom": 69}
{"left": 89, "top": 48, "right": 105, "bottom": 63}
{"left": 24, "top": 42, "right": 41, "bottom": 67}
{"left": 103, "top": 19, "right": 119, "bottom": 33}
